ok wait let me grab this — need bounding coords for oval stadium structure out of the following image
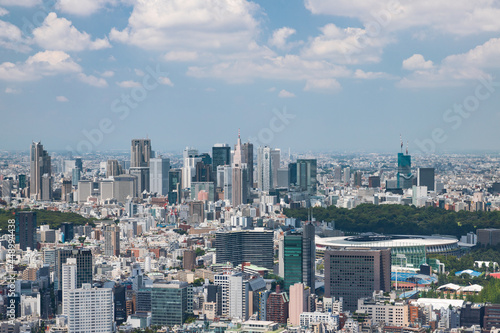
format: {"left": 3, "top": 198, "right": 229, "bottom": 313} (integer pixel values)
{"left": 316, "top": 234, "right": 460, "bottom": 267}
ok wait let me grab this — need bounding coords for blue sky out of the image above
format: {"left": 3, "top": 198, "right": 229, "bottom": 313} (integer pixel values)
{"left": 1, "top": 0, "right": 500, "bottom": 154}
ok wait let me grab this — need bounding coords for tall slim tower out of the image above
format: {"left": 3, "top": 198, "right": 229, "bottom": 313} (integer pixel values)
{"left": 257, "top": 146, "right": 273, "bottom": 191}
{"left": 104, "top": 224, "right": 120, "bottom": 257}
{"left": 130, "top": 139, "right": 151, "bottom": 168}
{"left": 62, "top": 258, "right": 77, "bottom": 315}
{"left": 30, "top": 141, "right": 51, "bottom": 200}
{"left": 150, "top": 157, "right": 170, "bottom": 196}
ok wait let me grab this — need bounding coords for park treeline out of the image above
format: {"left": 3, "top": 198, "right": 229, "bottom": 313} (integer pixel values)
{"left": 283, "top": 204, "right": 500, "bottom": 238}
{"left": 0, "top": 209, "right": 95, "bottom": 233}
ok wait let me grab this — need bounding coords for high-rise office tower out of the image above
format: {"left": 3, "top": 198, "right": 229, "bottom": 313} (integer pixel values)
{"left": 131, "top": 139, "right": 151, "bottom": 168}
{"left": 281, "top": 223, "right": 315, "bottom": 291}
{"left": 182, "top": 147, "right": 200, "bottom": 189}
{"left": 106, "top": 159, "right": 123, "bottom": 178}
{"left": 60, "top": 222, "right": 74, "bottom": 243}
{"left": 193, "top": 161, "right": 212, "bottom": 182}
{"left": 104, "top": 224, "right": 120, "bottom": 257}
{"left": 334, "top": 166, "right": 342, "bottom": 181}
{"left": 289, "top": 283, "right": 310, "bottom": 326}
{"left": 55, "top": 248, "right": 93, "bottom": 290}
{"left": 343, "top": 167, "right": 351, "bottom": 184}
{"left": 62, "top": 258, "right": 77, "bottom": 315}
{"left": 213, "top": 144, "right": 231, "bottom": 186}
{"left": 215, "top": 230, "right": 274, "bottom": 269}
{"left": 150, "top": 157, "right": 170, "bottom": 196}
{"left": 417, "top": 167, "right": 435, "bottom": 191}
{"left": 324, "top": 248, "right": 391, "bottom": 311}
{"left": 130, "top": 167, "right": 150, "bottom": 194}
{"left": 354, "top": 171, "right": 362, "bottom": 187}
{"left": 241, "top": 142, "right": 254, "bottom": 188}
{"left": 71, "top": 168, "right": 80, "bottom": 187}
{"left": 232, "top": 164, "right": 248, "bottom": 206}
{"left": 369, "top": 176, "right": 381, "bottom": 188}
{"left": 30, "top": 141, "right": 51, "bottom": 200}
{"left": 66, "top": 284, "right": 114, "bottom": 333}
{"left": 288, "top": 162, "right": 297, "bottom": 188}
{"left": 257, "top": 146, "right": 279, "bottom": 191}
{"left": 296, "top": 159, "right": 317, "bottom": 194}
{"left": 15, "top": 211, "right": 37, "bottom": 251}
{"left": 397, "top": 152, "right": 413, "bottom": 189}
{"left": 168, "top": 169, "right": 182, "bottom": 204}
{"left": 217, "top": 165, "right": 232, "bottom": 202}
{"left": 151, "top": 280, "right": 193, "bottom": 326}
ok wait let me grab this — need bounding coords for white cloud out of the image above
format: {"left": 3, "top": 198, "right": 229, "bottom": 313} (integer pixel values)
{"left": 56, "top": 95, "right": 68, "bottom": 102}
{"left": 134, "top": 69, "right": 144, "bottom": 76}
{"left": 187, "top": 54, "right": 351, "bottom": 84}
{"left": 0, "top": 7, "right": 8, "bottom": 15}
{"left": 402, "top": 54, "right": 434, "bottom": 70}
{"left": 304, "top": 78, "right": 341, "bottom": 93}
{"left": 278, "top": 89, "right": 295, "bottom": 98}
{"left": 0, "top": 20, "right": 31, "bottom": 52}
{"left": 0, "top": 50, "right": 81, "bottom": 81}
{"left": 301, "top": 23, "right": 392, "bottom": 64}
{"left": 269, "top": 27, "right": 298, "bottom": 49}
{"left": 0, "top": 0, "right": 40, "bottom": 7}
{"left": 116, "top": 80, "right": 140, "bottom": 88}
{"left": 164, "top": 51, "right": 199, "bottom": 62}
{"left": 4, "top": 87, "right": 19, "bottom": 94}
{"left": 399, "top": 38, "right": 500, "bottom": 88}
{"left": 158, "top": 77, "right": 173, "bottom": 86}
{"left": 78, "top": 73, "right": 108, "bottom": 87}
{"left": 33, "top": 12, "right": 111, "bottom": 51}
{"left": 56, "top": 0, "right": 118, "bottom": 16}
{"left": 101, "top": 70, "right": 114, "bottom": 77}
{"left": 353, "top": 69, "right": 394, "bottom": 80}
{"left": 110, "top": 0, "right": 261, "bottom": 52}
{"left": 305, "top": 0, "right": 500, "bottom": 36}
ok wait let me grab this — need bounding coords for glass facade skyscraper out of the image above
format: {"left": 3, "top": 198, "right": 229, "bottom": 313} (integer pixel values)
{"left": 215, "top": 230, "right": 274, "bottom": 269}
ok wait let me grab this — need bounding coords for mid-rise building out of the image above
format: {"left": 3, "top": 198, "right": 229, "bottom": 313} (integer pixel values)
{"left": 215, "top": 230, "right": 274, "bottom": 269}
{"left": 15, "top": 211, "right": 37, "bottom": 251}
{"left": 324, "top": 248, "right": 391, "bottom": 312}
{"left": 151, "top": 280, "right": 192, "bottom": 327}
{"left": 66, "top": 284, "right": 114, "bottom": 333}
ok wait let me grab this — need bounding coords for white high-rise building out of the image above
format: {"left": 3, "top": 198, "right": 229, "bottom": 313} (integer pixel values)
{"left": 67, "top": 284, "right": 114, "bottom": 333}
{"left": 257, "top": 146, "right": 279, "bottom": 192}
{"left": 62, "top": 258, "right": 77, "bottom": 316}
{"left": 150, "top": 157, "right": 170, "bottom": 196}
{"left": 182, "top": 147, "right": 200, "bottom": 189}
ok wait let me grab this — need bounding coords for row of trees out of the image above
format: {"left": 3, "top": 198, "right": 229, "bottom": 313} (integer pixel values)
{"left": 284, "top": 204, "right": 500, "bottom": 237}
{"left": 0, "top": 208, "right": 95, "bottom": 233}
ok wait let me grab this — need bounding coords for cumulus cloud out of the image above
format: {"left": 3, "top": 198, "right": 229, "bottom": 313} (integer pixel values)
{"left": 304, "top": 78, "right": 341, "bottom": 93}
{"left": 101, "top": 70, "right": 114, "bottom": 77}
{"left": 305, "top": 0, "right": 500, "bottom": 36}
{"left": 399, "top": 38, "right": 500, "bottom": 88}
{"left": 0, "top": 7, "right": 8, "bottom": 15}
{"left": 56, "top": 0, "right": 118, "bottom": 16}
{"left": 110, "top": 0, "right": 261, "bottom": 52}
{"left": 0, "top": 50, "right": 108, "bottom": 88}
{"left": 4, "top": 87, "right": 20, "bottom": 94}
{"left": 116, "top": 80, "right": 140, "bottom": 88}
{"left": 56, "top": 95, "right": 69, "bottom": 102}
{"left": 158, "top": 77, "right": 174, "bottom": 86}
{"left": 278, "top": 89, "right": 295, "bottom": 98}
{"left": 301, "top": 23, "right": 392, "bottom": 64}
{"left": 268, "top": 27, "right": 299, "bottom": 49}
{"left": 402, "top": 54, "right": 434, "bottom": 70}
{"left": 33, "top": 12, "right": 111, "bottom": 51}
{"left": 77, "top": 73, "right": 108, "bottom": 87}
{"left": 0, "top": 20, "right": 31, "bottom": 52}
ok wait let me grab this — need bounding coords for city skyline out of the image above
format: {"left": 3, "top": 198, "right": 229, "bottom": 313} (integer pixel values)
{"left": 1, "top": 1, "right": 500, "bottom": 152}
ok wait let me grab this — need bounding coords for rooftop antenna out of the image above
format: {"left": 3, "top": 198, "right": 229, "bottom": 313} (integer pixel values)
{"left": 238, "top": 128, "right": 240, "bottom": 139}
{"left": 400, "top": 134, "right": 403, "bottom": 153}
{"left": 406, "top": 140, "right": 409, "bottom": 155}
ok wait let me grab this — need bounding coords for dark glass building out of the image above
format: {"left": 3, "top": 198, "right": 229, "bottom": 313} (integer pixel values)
{"left": 55, "top": 248, "right": 93, "bottom": 290}
{"left": 296, "top": 159, "right": 317, "bottom": 194}
{"left": 15, "top": 211, "right": 37, "bottom": 251}
{"left": 283, "top": 223, "right": 315, "bottom": 291}
{"left": 417, "top": 167, "right": 435, "bottom": 191}
{"left": 215, "top": 230, "right": 274, "bottom": 269}
{"left": 151, "top": 281, "right": 192, "bottom": 327}
{"left": 60, "top": 222, "right": 74, "bottom": 243}
{"left": 212, "top": 144, "right": 231, "bottom": 186}
{"left": 324, "top": 248, "right": 391, "bottom": 311}
{"left": 397, "top": 153, "right": 413, "bottom": 189}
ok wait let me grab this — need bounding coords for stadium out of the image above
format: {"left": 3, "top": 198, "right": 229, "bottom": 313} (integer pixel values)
{"left": 315, "top": 233, "right": 461, "bottom": 268}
